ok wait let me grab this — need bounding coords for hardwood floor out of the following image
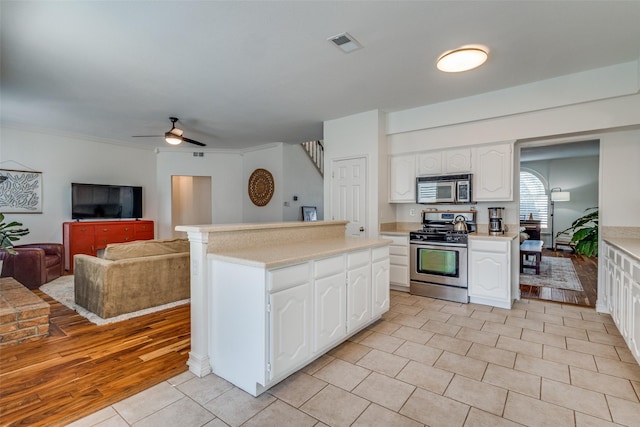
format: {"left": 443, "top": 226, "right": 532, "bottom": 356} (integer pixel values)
{"left": 0, "top": 290, "right": 190, "bottom": 427}
{"left": 519, "top": 248, "right": 598, "bottom": 307}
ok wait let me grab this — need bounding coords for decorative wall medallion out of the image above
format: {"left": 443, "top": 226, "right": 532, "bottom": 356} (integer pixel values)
{"left": 248, "top": 168, "right": 274, "bottom": 206}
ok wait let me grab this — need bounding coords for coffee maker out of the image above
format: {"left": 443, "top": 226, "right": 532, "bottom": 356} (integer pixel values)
{"left": 488, "top": 207, "right": 505, "bottom": 235}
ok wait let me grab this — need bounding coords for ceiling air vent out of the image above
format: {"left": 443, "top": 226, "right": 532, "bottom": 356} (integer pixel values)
{"left": 193, "top": 152, "right": 204, "bottom": 157}
{"left": 328, "top": 32, "right": 362, "bottom": 53}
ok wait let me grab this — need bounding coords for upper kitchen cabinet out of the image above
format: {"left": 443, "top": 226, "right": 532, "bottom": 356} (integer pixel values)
{"left": 416, "top": 148, "right": 471, "bottom": 176}
{"left": 389, "top": 154, "right": 416, "bottom": 203}
{"left": 445, "top": 148, "right": 472, "bottom": 173}
{"left": 472, "top": 143, "right": 514, "bottom": 201}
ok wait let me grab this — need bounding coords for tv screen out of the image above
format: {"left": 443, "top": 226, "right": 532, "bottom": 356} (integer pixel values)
{"left": 72, "top": 183, "right": 143, "bottom": 219}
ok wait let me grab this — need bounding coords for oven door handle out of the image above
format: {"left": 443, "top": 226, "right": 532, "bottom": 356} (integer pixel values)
{"left": 409, "top": 242, "right": 467, "bottom": 248}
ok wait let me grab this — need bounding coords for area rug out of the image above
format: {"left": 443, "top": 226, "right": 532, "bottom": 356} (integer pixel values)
{"left": 39, "top": 275, "right": 189, "bottom": 326}
{"left": 520, "top": 256, "right": 584, "bottom": 291}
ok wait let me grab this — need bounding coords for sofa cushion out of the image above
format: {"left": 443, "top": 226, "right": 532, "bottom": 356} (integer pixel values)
{"left": 103, "top": 238, "right": 189, "bottom": 261}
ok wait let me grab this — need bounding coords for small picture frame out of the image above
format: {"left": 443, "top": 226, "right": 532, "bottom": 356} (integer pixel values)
{"left": 302, "top": 206, "right": 317, "bottom": 222}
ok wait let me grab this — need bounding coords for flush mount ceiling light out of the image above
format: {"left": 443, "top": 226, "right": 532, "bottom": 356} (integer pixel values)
{"left": 437, "top": 46, "right": 488, "bottom": 72}
{"left": 328, "top": 32, "right": 362, "bottom": 53}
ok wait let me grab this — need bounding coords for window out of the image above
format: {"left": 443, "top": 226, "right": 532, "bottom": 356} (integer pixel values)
{"left": 520, "top": 170, "right": 548, "bottom": 228}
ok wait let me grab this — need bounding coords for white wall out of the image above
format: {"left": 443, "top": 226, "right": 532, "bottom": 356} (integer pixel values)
{"left": 600, "top": 129, "right": 640, "bottom": 227}
{"left": 156, "top": 149, "right": 244, "bottom": 238}
{"left": 242, "top": 144, "right": 284, "bottom": 223}
{"left": 0, "top": 126, "right": 157, "bottom": 244}
{"left": 323, "top": 110, "right": 388, "bottom": 238}
{"left": 282, "top": 144, "right": 324, "bottom": 221}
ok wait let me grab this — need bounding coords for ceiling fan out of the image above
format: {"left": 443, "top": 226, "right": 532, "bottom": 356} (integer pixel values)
{"left": 133, "top": 117, "right": 206, "bottom": 147}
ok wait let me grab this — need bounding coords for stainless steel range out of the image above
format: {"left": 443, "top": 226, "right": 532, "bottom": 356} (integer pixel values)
{"left": 409, "top": 210, "right": 476, "bottom": 303}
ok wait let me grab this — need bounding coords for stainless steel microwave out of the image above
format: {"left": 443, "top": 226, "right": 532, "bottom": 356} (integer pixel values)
{"left": 416, "top": 174, "right": 472, "bottom": 204}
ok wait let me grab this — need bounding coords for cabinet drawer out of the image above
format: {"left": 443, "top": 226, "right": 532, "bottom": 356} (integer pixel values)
{"left": 72, "top": 225, "right": 95, "bottom": 237}
{"left": 390, "top": 265, "right": 409, "bottom": 285}
{"left": 268, "top": 262, "right": 310, "bottom": 292}
{"left": 390, "top": 254, "right": 409, "bottom": 266}
{"left": 372, "top": 246, "right": 389, "bottom": 262}
{"left": 95, "top": 234, "right": 135, "bottom": 247}
{"left": 314, "top": 255, "right": 345, "bottom": 279}
{"left": 347, "top": 250, "right": 370, "bottom": 269}
{"left": 96, "top": 224, "right": 131, "bottom": 235}
{"left": 381, "top": 234, "right": 409, "bottom": 246}
{"left": 134, "top": 222, "right": 153, "bottom": 233}
{"left": 470, "top": 239, "right": 508, "bottom": 253}
{"left": 135, "top": 231, "right": 154, "bottom": 240}
{"left": 389, "top": 245, "right": 408, "bottom": 256}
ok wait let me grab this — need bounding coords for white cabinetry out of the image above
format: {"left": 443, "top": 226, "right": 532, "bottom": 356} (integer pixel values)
{"left": 381, "top": 234, "right": 410, "bottom": 291}
{"left": 268, "top": 263, "right": 312, "bottom": 381}
{"left": 389, "top": 155, "right": 416, "bottom": 202}
{"left": 602, "top": 241, "right": 640, "bottom": 365}
{"left": 372, "top": 246, "right": 391, "bottom": 317}
{"left": 347, "top": 250, "right": 372, "bottom": 333}
{"left": 417, "top": 152, "right": 442, "bottom": 176}
{"left": 416, "top": 148, "right": 471, "bottom": 176}
{"left": 313, "top": 255, "right": 347, "bottom": 353}
{"left": 209, "top": 246, "right": 390, "bottom": 396}
{"left": 472, "top": 143, "right": 514, "bottom": 201}
{"left": 445, "top": 149, "right": 472, "bottom": 173}
{"left": 469, "top": 237, "right": 515, "bottom": 309}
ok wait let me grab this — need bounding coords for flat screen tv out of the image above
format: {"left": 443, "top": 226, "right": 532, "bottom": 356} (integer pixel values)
{"left": 71, "top": 183, "right": 143, "bottom": 220}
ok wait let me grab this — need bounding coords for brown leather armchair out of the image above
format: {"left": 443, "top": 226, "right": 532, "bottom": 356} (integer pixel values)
{"left": 0, "top": 243, "right": 64, "bottom": 289}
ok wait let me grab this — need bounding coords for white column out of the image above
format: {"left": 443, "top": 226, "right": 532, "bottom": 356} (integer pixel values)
{"left": 186, "top": 230, "right": 211, "bottom": 377}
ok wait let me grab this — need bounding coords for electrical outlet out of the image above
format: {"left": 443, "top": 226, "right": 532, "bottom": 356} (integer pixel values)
{"left": 409, "top": 209, "right": 416, "bottom": 216}
{"left": 284, "top": 201, "right": 290, "bottom": 207}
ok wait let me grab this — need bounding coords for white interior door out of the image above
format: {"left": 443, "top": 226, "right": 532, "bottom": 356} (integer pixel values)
{"left": 331, "top": 157, "right": 367, "bottom": 238}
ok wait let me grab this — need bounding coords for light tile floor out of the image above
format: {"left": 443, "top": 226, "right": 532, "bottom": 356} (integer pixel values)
{"left": 69, "top": 291, "right": 640, "bottom": 427}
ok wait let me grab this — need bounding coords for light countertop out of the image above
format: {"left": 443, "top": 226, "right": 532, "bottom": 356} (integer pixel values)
{"left": 176, "top": 220, "right": 348, "bottom": 233}
{"left": 469, "top": 231, "right": 519, "bottom": 241}
{"left": 603, "top": 238, "right": 640, "bottom": 261}
{"left": 208, "top": 237, "right": 391, "bottom": 269}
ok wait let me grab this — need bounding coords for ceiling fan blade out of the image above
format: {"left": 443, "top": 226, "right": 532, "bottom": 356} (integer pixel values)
{"left": 132, "top": 135, "right": 164, "bottom": 138}
{"left": 182, "top": 136, "right": 206, "bottom": 147}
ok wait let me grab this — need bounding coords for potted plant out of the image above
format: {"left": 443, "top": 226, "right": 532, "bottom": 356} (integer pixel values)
{"left": 557, "top": 207, "right": 598, "bottom": 257}
{"left": 0, "top": 213, "right": 30, "bottom": 255}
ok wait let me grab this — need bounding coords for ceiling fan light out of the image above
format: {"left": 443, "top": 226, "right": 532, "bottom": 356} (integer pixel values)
{"left": 165, "top": 132, "right": 182, "bottom": 145}
{"left": 437, "top": 47, "right": 488, "bottom": 72}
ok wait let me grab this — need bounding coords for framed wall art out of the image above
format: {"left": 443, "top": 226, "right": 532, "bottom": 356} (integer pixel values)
{"left": 0, "top": 169, "right": 43, "bottom": 213}
{"left": 248, "top": 168, "right": 275, "bottom": 207}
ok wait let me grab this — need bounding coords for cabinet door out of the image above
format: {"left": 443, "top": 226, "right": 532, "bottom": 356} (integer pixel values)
{"left": 619, "top": 254, "right": 633, "bottom": 340}
{"left": 630, "top": 279, "right": 640, "bottom": 363}
{"left": 416, "top": 152, "right": 442, "bottom": 176}
{"left": 347, "top": 264, "right": 371, "bottom": 333}
{"left": 269, "top": 282, "right": 312, "bottom": 380}
{"left": 469, "top": 240, "right": 510, "bottom": 304}
{"left": 444, "top": 149, "right": 471, "bottom": 173}
{"left": 472, "top": 143, "right": 513, "bottom": 201}
{"left": 314, "top": 272, "right": 347, "bottom": 352}
{"left": 372, "top": 258, "right": 390, "bottom": 317}
{"left": 389, "top": 155, "right": 416, "bottom": 202}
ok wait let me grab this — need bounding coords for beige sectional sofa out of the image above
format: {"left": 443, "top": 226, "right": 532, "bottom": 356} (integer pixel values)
{"left": 74, "top": 238, "right": 190, "bottom": 318}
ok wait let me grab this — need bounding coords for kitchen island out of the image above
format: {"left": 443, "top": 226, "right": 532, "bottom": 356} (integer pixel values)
{"left": 175, "top": 221, "right": 391, "bottom": 395}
